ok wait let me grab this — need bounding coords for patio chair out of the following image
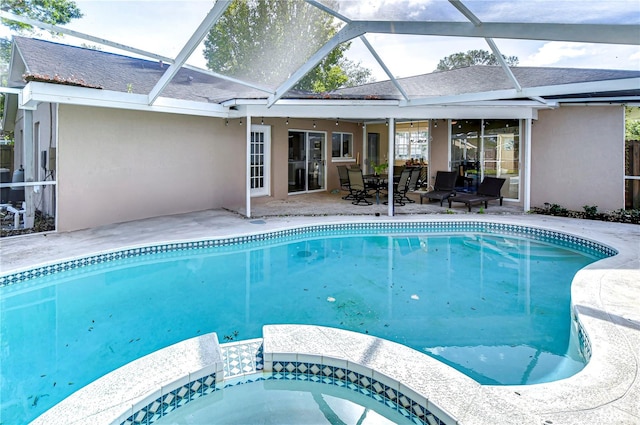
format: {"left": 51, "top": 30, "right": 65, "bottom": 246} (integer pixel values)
{"left": 420, "top": 170, "right": 458, "bottom": 206}
{"left": 347, "top": 168, "right": 373, "bottom": 206}
{"left": 384, "top": 169, "right": 411, "bottom": 206}
{"left": 400, "top": 168, "right": 421, "bottom": 203}
{"left": 337, "top": 165, "right": 355, "bottom": 200}
{"left": 448, "top": 176, "right": 506, "bottom": 212}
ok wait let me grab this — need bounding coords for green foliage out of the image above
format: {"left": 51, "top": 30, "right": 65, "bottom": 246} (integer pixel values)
{"left": 1, "top": 0, "right": 83, "bottom": 31}
{"left": 625, "top": 107, "right": 640, "bottom": 141}
{"left": 203, "top": 0, "right": 372, "bottom": 92}
{"left": 370, "top": 160, "right": 388, "bottom": 175}
{"left": 533, "top": 203, "right": 640, "bottom": 224}
{"left": 436, "top": 49, "right": 519, "bottom": 71}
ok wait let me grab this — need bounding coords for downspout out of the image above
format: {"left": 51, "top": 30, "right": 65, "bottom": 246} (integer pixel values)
{"left": 246, "top": 115, "right": 252, "bottom": 218}
{"left": 524, "top": 118, "right": 532, "bottom": 211}
{"left": 387, "top": 118, "right": 395, "bottom": 217}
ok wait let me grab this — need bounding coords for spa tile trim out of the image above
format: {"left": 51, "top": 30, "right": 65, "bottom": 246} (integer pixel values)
{"left": 121, "top": 340, "right": 446, "bottom": 425}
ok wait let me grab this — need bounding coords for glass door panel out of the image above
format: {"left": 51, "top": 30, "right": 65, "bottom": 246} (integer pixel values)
{"left": 307, "top": 132, "right": 325, "bottom": 191}
{"left": 450, "top": 120, "right": 480, "bottom": 192}
{"left": 288, "top": 130, "right": 326, "bottom": 194}
{"left": 250, "top": 125, "right": 270, "bottom": 197}
{"left": 288, "top": 131, "right": 306, "bottom": 193}
{"left": 483, "top": 120, "right": 520, "bottom": 200}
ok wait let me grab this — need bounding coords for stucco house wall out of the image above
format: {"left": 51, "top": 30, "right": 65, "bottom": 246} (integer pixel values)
{"left": 56, "top": 105, "right": 245, "bottom": 231}
{"left": 531, "top": 105, "right": 624, "bottom": 211}
{"left": 429, "top": 122, "right": 451, "bottom": 189}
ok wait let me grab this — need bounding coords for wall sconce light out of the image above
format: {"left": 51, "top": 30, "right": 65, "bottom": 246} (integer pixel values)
{"left": 385, "top": 119, "right": 389, "bottom": 126}
{"left": 434, "top": 120, "right": 438, "bottom": 128}
{"left": 335, "top": 118, "right": 339, "bottom": 126}
{"left": 313, "top": 120, "right": 316, "bottom": 128}
{"left": 225, "top": 119, "right": 229, "bottom": 126}
{"left": 285, "top": 117, "right": 289, "bottom": 125}
{"left": 410, "top": 121, "right": 414, "bottom": 128}
{"left": 239, "top": 119, "right": 243, "bottom": 126}
{"left": 261, "top": 117, "right": 264, "bottom": 125}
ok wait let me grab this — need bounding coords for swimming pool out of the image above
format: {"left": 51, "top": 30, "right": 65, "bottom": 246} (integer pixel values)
{"left": 0, "top": 221, "right": 615, "bottom": 423}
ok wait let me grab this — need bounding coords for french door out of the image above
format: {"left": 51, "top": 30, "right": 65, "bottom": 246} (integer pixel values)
{"left": 250, "top": 125, "right": 270, "bottom": 197}
{"left": 288, "top": 130, "right": 326, "bottom": 193}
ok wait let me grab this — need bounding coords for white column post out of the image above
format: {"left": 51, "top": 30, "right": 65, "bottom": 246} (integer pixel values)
{"left": 524, "top": 118, "right": 532, "bottom": 211}
{"left": 387, "top": 118, "right": 395, "bottom": 217}
{"left": 246, "top": 115, "right": 252, "bottom": 218}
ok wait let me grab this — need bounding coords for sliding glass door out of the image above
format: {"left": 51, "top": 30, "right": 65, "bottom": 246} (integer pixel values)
{"left": 288, "top": 130, "right": 326, "bottom": 194}
{"left": 450, "top": 119, "right": 520, "bottom": 200}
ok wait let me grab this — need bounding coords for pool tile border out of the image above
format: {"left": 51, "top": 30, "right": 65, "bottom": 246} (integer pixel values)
{"left": 0, "top": 221, "right": 616, "bottom": 288}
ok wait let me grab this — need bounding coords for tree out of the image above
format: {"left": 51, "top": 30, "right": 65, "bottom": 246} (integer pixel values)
{"left": 203, "top": 0, "right": 372, "bottom": 92}
{"left": 436, "top": 49, "right": 519, "bottom": 71}
{"left": 1, "top": 0, "right": 83, "bottom": 31}
{"left": 626, "top": 106, "right": 640, "bottom": 140}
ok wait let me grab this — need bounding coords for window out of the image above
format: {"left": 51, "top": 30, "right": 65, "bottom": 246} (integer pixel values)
{"left": 332, "top": 132, "right": 353, "bottom": 159}
{"left": 395, "top": 122, "right": 428, "bottom": 161}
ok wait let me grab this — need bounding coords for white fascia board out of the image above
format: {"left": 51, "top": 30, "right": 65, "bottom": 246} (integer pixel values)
{"left": 0, "top": 87, "right": 22, "bottom": 95}
{"left": 559, "top": 97, "right": 640, "bottom": 103}
{"left": 239, "top": 103, "right": 538, "bottom": 120}
{"left": 358, "top": 21, "right": 640, "bottom": 45}
{"left": 21, "top": 82, "right": 227, "bottom": 117}
{"left": 402, "top": 77, "right": 640, "bottom": 106}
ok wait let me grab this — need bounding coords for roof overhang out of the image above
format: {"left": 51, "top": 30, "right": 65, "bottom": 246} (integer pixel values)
{"left": 400, "top": 77, "right": 640, "bottom": 107}
{"left": 10, "top": 80, "right": 634, "bottom": 123}
{"left": 229, "top": 99, "right": 545, "bottom": 120}
{"left": 20, "top": 82, "right": 228, "bottom": 118}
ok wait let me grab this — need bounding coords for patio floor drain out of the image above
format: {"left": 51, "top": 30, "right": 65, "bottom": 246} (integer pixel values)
{"left": 249, "top": 220, "right": 266, "bottom": 224}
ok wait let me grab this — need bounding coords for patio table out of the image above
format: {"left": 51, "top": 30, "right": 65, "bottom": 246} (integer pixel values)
{"left": 364, "top": 174, "right": 388, "bottom": 205}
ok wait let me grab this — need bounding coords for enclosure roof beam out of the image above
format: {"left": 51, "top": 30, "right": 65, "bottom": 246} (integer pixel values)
{"left": 401, "top": 77, "right": 640, "bottom": 106}
{"left": 354, "top": 20, "right": 640, "bottom": 45}
{"left": 148, "top": 0, "right": 231, "bottom": 105}
{"left": 267, "top": 24, "right": 365, "bottom": 107}
{"left": 449, "top": 0, "right": 522, "bottom": 92}
{"left": 360, "top": 36, "right": 410, "bottom": 101}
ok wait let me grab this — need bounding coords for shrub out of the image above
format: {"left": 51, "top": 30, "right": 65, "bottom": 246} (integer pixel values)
{"left": 533, "top": 204, "right": 639, "bottom": 224}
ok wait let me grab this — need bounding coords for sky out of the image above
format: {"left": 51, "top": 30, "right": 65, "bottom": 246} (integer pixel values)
{"left": 2, "top": 0, "right": 639, "bottom": 82}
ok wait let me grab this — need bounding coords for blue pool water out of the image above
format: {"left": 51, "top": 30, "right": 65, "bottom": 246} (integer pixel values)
{"left": 0, "top": 223, "right": 610, "bottom": 423}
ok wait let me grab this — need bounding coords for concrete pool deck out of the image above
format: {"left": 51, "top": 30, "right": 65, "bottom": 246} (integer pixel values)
{"left": 1, "top": 210, "right": 639, "bottom": 424}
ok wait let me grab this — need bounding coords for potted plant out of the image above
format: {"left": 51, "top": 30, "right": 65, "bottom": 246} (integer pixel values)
{"left": 371, "top": 161, "right": 388, "bottom": 176}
